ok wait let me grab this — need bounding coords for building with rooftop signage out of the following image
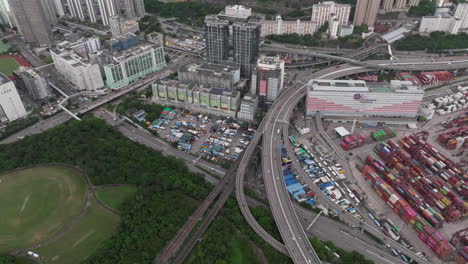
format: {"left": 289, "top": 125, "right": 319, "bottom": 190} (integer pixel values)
{"left": 152, "top": 79, "right": 240, "bottom": 117}
{"left": 306, "top": 79, "right": 424, "bottom": 122}
{"left": 251, "top": 56, "right": 285, "bottom": 102}
{"left": 104, "top": 43, "right": 166, "bottom": 89}
{"left": 0, "top": 73, "right": 27, "bottom": 122}
{"left": 178, "top": 62, "right": 240, "bottom": 90}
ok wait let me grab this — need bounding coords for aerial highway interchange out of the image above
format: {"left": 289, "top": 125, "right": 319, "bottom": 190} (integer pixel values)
{"left": 2, "top": 46, "right": 467, "bottom": 264}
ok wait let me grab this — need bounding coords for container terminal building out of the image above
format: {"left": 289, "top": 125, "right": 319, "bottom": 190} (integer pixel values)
{"left": 306, "top": 79, "right": 425, "bottom": 124}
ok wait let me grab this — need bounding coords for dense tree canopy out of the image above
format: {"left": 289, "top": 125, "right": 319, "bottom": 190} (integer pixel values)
{"left": 408, "top": 0, "right": 436, "bottom": 17}
{"left": 144, "top": 0, "right": 223, "bottom": 27}
{"left": 0, "top": 117, "right": 212, "bottom": 263}
{"left": 396, "top": 32, "right": 468, "bottom": 51}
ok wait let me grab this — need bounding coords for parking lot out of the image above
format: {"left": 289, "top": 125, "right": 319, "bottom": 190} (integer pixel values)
{"left": 147, "top": 107, "right": 255, "bottom": 164}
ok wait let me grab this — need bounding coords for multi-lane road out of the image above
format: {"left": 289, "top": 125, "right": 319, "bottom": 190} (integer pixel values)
{"left": 4, "top": 42, "right": 467, "bottom": 263}
{"left": 236, "top": 55, "right": 468, "bottom": 264}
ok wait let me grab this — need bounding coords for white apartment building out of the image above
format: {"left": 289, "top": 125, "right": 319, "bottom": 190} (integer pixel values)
{"left": 237, "top": 95, "right": 258, "bottom": 121}
{"left": 329, "top": 15, "right": 340, "bottom": 39}
{"left": 419, "top": 15, "right": 461, "bottom": 34}
{"left": 0, "top": 73, "right": 27, "bottom": 123}
{"left": 260, "top": 16, "right": 318, "bottom": 37}
{"left": 455, "top": 3, "right": 468, "bottom": 29}
{"left": 311, "top": 1, "right": 351, "bottom": 27}
{"left": 83, "top": 36, "right": 101, "bottom": 54}
{"left": 51, "top": 43, "right": 104, "bottom": 91}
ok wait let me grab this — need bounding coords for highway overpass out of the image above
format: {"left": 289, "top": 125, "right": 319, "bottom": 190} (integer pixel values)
{"left": 235, "top": 56, "right": 467, "bottom": 264}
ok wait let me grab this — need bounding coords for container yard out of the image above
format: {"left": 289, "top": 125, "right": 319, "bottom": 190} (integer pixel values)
{"left": 358, "top": 131, "right": 468, "bottom": 260}
{"left": 396, "top": 72, "right": 422, "bottom": 86}
{"left": 371, "top": 128, "right": 396, "bottom": 141}
{"left": 418, "top": 71, "right": 452, "bottom": 85}
{"left": 441, "top": 112, "right": 468, "bottom": 129}
{"left": 426, "top": 86, "right": 468, "bottom": 115}
{"left": 340, "top": 134, "right": 366, "bottom": 151}
{"left": 437, "top": 126, "right": 468, "bottom": 150}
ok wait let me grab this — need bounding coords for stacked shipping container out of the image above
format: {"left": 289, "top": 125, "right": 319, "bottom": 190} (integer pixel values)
{"left": 361, "top": 165, "right": 455, "bottom": 258}
{"left": 418, "top": 71, "right": 452, "bottom": 85}
{"left": 371, "top": 128, "right": 396, "bottom": 141}
{"left": 437, "top": 126, "right": 468, "bottom": 150}
{"left": 441, "top": 112, "right": 468, "bottom": 129}
{"left": 340, "top": 134, "right": 366, "bottom": 151}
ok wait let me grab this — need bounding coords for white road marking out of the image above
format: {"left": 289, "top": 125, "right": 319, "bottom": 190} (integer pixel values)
{"left": 366, "top": 250, "right": 398, "bottom": 264}
{"left": 72, "top": 229, "right": 95, "bottom": 248}
{"left": 20, "top": 193, "right": 31, "bottom": 213}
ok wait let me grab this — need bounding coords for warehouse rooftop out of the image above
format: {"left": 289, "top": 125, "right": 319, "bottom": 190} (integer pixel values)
{"left": 309, "top": 79, "right": 424, "bottom": 94}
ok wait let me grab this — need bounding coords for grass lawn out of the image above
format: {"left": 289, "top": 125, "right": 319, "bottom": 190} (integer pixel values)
{"left": 0, "top": 42, "right": 11, "bottom": 53}
{"left": 0, "top": 166, "right": 86, "bottom": 252}
{"left": 0, "top": 57, "right": 20, "bottom": 76}
{"left": 230, "top": 235, "right": 261, "bottom": 264}
{"left": 35, "top": 197, "right": 120, "bottom": 263}
{"left": 96, "top": 186, "right": 137, "bottom": 212}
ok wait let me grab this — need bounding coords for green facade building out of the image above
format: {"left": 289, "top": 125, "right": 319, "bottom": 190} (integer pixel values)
{"left": 104, "top": 44, "right": 166, "bottom": 89}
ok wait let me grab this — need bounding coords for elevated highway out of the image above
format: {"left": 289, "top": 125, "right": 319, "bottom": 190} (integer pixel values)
{"left": 262, "top": 43, "right": 387, "bottom": 68}
{"left": 261, "top": 44, "right": 468, "bottom": 71}
{"left": 236, "top": 56, "right": 468, "bottom": 264}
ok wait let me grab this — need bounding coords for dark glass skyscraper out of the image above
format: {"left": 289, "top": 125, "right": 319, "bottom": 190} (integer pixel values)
{"left": 204, "top": 15, "right": 230, "bottom": 65}
{"left": 204, "top": 15, "right": 260, "bottom": 78}
{"left": 232, "top": 21, "right": 260, "bottom": 78}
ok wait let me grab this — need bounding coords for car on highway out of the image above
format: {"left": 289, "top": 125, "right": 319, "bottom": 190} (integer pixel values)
{"left": 335, "top": 65, "right": 341, "bottom": 68}
{"left": 277, "top": 105, "right": 282, "bottom": 109}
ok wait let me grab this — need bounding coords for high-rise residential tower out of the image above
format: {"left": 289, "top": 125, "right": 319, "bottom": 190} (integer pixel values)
{"left": 232, "top": 21, "right": 260, "bottom": 77}
{"left": 0, "top": 73, "right": 27, "bottom": 122}
{"left": 204, "top": 15, "right": 230, "bottom": 65}
{"left": 64, "top": 0, "right": 118, "bottom": 26}
{"left": 123, "top": 0, "right": 145, "bottom": 19}
{"left": 311, "top": 1, "right": 351, "bottom": 27}
{"left": 0, "top": 0, "right": 14, "bottom": 27}
{"left": 353, "top": 0, "right": 379, "bottom": 26}
{"left": 455, "top": 3, "right": 468, "bottom": 29}
{"left": 9, "top": 0, "right": 53, "bottom": 46}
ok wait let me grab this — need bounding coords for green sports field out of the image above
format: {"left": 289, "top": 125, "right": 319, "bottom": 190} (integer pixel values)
{"left": 0, "top": 56, "right": 20, "bottom": 77}
{"left": 34, "top": 197, "right": 120, "bottom": 263}
{"left": 0, "top": 166, "right": 86, "bottom": 252}
{"left": 96, "top": 186, "right": 137, "bottom": 212}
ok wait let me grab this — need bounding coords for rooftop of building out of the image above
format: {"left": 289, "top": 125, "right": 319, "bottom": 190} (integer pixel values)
{"left": 109, "top": 42, "right": 158, "bottom": 64}
{"left": 180, "top": 62, "right": 239, "bottom": 76}
{"left": 205, "top": 15, "right": 230, "bottom": 25}
{"left": 51, "top": 46, "right": 93, "bottom": 67}
{"left": 258, "top": 55, "right": 284, "bottom": 65}
{"left": 308, "top": 79, "right": 423, "bottom": 93}
{"left": 16, "top": 68, "right": 41, "bottom": 79}
{"left": 155, "top": 79, "right": 239, "bottom": 97}
{"left": 232, "top": 20, "right": 260, "bottom": 29}
{"left": 242, "top": 95, "right": 257, "bottom": 102}
{"left": 315, "top": 1, "right": 351, "bottom": 7}
{"left": 0, "top": 72, "right": 10, "bottom": 85}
